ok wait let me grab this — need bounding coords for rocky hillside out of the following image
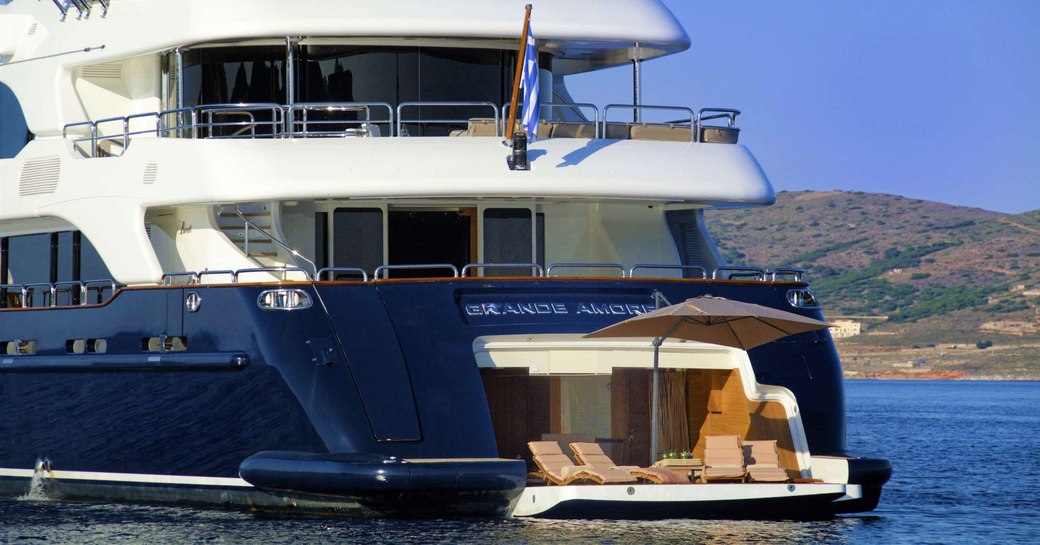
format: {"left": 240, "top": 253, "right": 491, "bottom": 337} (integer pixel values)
{"left": 706, "top": 190, "right": 1040, "bottom": 349}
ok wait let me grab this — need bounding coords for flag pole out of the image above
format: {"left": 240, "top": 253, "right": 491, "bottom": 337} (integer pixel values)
{"left": 505, "top": 4, "right": 533, "bottom": 144}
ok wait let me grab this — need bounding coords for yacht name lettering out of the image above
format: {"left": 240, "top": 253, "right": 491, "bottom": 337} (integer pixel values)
{"left": 464, "top": 302, "right": 656, "bottom": 317}
{"left": 465, "top": 303, "right": 568, "bottom": 316}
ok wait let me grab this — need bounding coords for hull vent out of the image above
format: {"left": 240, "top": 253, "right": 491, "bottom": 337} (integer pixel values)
{"left": 19, "top": 156, "right": 60, "bottom": 196}
{"left": 28, "top": 22, "right": 38, "bottom": 36}
{"left": 143, "top": 161, "right": 158, "bottom": 184}
{"left": 81, "top": 63, "right": 123, "bottom": 80}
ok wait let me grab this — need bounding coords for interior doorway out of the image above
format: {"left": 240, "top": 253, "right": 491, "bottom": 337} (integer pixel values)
{"left": 387, "top": 209, "right": 476, "bottom": 278}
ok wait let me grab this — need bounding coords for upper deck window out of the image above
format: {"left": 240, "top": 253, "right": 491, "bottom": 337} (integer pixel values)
{"left": 181, "top": 47, "right": 287, "bottom": 106}
{"left": 299, "top": 46, "right": 513, "bottom": 135}
{"left": 176, "top": 44, "right": 541, "bottom": 136}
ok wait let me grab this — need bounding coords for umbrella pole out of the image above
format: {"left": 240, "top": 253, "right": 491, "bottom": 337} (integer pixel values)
{"left": 650, "top": 337, "right": 662, "bottom": 464}
{"left": 648, "top": 321, "right": 680, "bottom": 464}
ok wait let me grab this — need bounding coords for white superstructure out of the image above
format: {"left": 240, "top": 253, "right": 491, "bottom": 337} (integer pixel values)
{"left": 0, "top": 0, "right": 773, "bottom": 288}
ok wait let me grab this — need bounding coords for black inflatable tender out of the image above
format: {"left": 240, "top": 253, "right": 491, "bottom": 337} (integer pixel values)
{"left": 239, "top": 451, "right": 527, "bottom": 517}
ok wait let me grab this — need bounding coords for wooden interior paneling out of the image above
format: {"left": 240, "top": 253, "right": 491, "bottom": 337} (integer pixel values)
{"left": 689, "top": 369, "right": 751, "bottom": 458}
{"left": 479, "top": 368, "right": 550, "bottom": 463}
{"left": 610, "top": 368, "right": 651, "bottom": 467}
{"left": 713, "top": 369, "right": 752, "bottom": 434}
{"left": 685, "top": 369, "right": 711, "bottom": 450}
{"left": 706, "top": 370, "right": 724, "bottom": 412}
{"left": 684, "top": 369, "right": 798, "bottom": 473}
{"left": 746, "top": 399, "right": 798, "bottom": 474}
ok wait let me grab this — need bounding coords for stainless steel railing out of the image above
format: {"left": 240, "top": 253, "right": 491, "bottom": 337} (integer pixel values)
{"left": 501, "top": 102, "right": 602, "bottom": 138}
{"left": 395, "top": 101, "right": 500, "bottom": 137}
{"left": 289, "top": 102, "right": 393, "bottom": 138}
{"left": 61, "top": 100, "right": 743, "bottom": 157}
{"left": 50, "top": 0, "right": 108, "bottom": 21}
{"left": 0, "top": 264, "right": 804, "bottom": 310}
{"left": 0, "top": 279, "right": 122, "bottom": 309}
{"left": 223, "top": 205, "right": 317, "bottom": 278}
{"left": 156, "top": 262, "right": 806, "bottom": 285}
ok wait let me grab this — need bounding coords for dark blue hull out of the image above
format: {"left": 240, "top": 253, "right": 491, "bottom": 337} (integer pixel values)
{"left": 0, "top": 277, "right": 882, "bottom": 516}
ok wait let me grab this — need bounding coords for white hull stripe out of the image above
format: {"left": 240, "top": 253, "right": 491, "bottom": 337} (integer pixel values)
{"left": 0, "top": 467, "right": 253, "bottom": 488}
{"left": 512, "top": 483, "right": 860, "bottom": 517}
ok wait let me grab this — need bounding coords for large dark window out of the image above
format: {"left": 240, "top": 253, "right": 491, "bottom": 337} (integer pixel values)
{"left": 333, "top": 208, "right": 384, "bottom": 278}
{"left": 179, "top": 44, "right": 528, "bottom": 136}
{"left": 0, "top": 83, "right": 30, "bottom": 159}
{"left": 3, "top": 232, "right": 108, "bottom": 284}
{"left": 180, "top": 47, "right": 286, "bottom": 137}
{"left": 181, "top": 47, "right": 286, "bottom": 106}
{"left": 483, "top": 208, "right": 533, "bottom": 276}
{"left": 1, "top": 231, "right": 111, "bottom": 307}
{"left": 298, "top": 46, "right": 515, "bottom": 136}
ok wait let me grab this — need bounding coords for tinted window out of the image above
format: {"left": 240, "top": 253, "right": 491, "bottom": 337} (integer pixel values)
{"left": 5, "top": 232, "right": 109, "bottom": 285}
{"left": 181, "top": 47, "right": 286, "bottom": 106}
{"left": 300, "top": 46, "right": 514, "bottom": 136}
{"left": 483, "top": 208, "right": 532, "bottom": 276}
{"left": 179, "top": 45, "right": 521, "bottom": 136}
{"left": 333, "top": 208, "right": 383, "bottom": 277}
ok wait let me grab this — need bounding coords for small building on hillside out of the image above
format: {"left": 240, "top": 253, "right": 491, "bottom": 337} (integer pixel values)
{"left": 830, "top": 319, "right": 862, "bottom": 339}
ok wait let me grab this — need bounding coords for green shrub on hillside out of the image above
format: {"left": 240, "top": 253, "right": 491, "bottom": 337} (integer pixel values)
{"left": 810, "top": 243, "right": 962, "bottom": 320}
{"left": 887, "top": 285, "right": 999, "bottom": 322}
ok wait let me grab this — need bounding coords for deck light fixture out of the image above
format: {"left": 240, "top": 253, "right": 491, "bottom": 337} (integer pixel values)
{"left": 257, "top": 289, "right": 312, "bottom": 311}
{"left": 508, "top": 132, "right": 529, "bottom": 171}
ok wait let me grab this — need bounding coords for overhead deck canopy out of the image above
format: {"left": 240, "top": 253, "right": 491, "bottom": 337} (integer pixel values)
{"left": 0, "top": 0, "right": 690, "bottom": 72}
{"left": 474, "top": 334, "right": 748, "bottom": 375}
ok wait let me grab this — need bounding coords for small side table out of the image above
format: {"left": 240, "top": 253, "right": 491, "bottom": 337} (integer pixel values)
{"left": 652, "top": 458, "right": 705, "bottom": 481}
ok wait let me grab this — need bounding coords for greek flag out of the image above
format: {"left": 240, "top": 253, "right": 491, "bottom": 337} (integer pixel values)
{"left": 520, "top": 24, "right": 539, "bottom": 142}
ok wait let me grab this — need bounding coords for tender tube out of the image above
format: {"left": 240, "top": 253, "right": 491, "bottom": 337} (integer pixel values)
{"left": 831, "top": 457, "right": 892, "bottom": 514}
{"left": 847, "top": 456, "right": 893, "bottom": 487}
{"left": 239, "top": 450, "right": 527, "bottom": 505}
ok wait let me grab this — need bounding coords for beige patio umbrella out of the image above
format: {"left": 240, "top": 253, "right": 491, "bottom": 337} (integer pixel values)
{"left": 583, "top": 295, "right": 833, "bottom": 462}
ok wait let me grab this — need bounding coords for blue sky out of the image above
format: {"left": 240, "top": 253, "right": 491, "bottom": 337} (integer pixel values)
{"left": 566, "top": 0, "right": 1040, "bottom": 214}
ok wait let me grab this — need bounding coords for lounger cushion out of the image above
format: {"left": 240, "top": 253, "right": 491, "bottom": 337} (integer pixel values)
{"left": 743, "top": 440, "right": 789, "bottom": 482}
{"left": 704, "top": 435, "right": 741, "bottom": 450}
{"left": 529, "top": 441, "right": 564, "bottom": 456}
{"left": 703, "top": 435, "right": 746, "bottom": 482}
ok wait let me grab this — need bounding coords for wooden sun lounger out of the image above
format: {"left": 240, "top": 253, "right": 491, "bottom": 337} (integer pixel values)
{"left": 743, "top": 440, "right": 790, "bottom": 482}
{"left": 569, "top": 442, "right": 688, "bottom": 484}
{"left": 702, "top": 435, "right": 746, "bottom": 482}
{"left": 528, "top": 441, "right": 637, "bottom": 485}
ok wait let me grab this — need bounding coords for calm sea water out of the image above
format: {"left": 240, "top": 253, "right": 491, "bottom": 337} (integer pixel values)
{"left": 1, "top": 380, "right": 1037, "bottom": 544}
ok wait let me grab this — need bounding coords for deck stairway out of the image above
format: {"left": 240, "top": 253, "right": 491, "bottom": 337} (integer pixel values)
{"left": 216, "top": 202, "right": 282, "bottom": 267}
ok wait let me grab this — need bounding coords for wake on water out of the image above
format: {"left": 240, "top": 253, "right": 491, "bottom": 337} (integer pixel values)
{"left": 18, "top": 458, "right": 54, "bottom": 501}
